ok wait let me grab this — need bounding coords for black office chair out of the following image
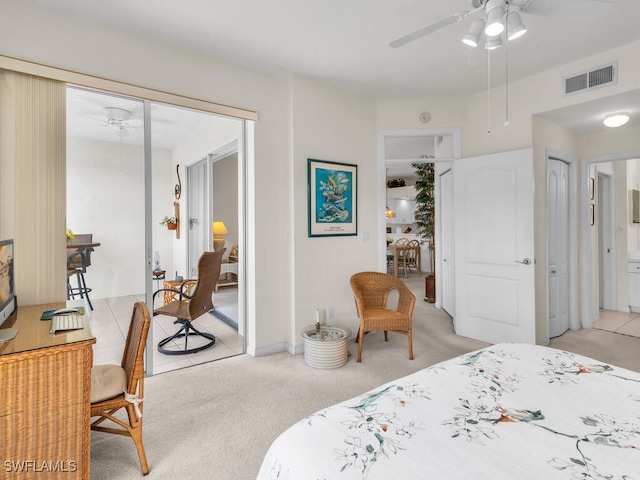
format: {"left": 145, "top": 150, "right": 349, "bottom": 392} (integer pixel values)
{"left": 152, "top": 249, "right": 225, "bottom": 355}
{"left": 67, "top": 234, "right": 95, "bottom": 310}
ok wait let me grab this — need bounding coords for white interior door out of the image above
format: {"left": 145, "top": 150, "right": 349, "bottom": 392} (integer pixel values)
{"left": 597, "top": 171, "right": 616, "bottom": 310}
{"left": 453, "top": 148, "right": 536, "bottom": 344}
{"left": 548, "top": 159, "right": 570, "bottom": 337}
{"left": 440, "top": 168, "right": 454, "bottom": 316}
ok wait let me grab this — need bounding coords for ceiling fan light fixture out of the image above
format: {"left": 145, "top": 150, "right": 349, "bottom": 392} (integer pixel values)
{"left": 104, "top": 107, "right": 132, "bottom": 122}
{"left": 506, "top": 11, "right": 527, "bottom": 40}
{"left": 462, "top": 18, "right": 486, "bottom": 47}
{"left": 484, "top": 36, "right": 503, "bottom": 50}
{"left": 603, "top": 112, "right": 629, "bottom": 128}
{"left": 484, "top": 0, "right": 506, "bottom": 37}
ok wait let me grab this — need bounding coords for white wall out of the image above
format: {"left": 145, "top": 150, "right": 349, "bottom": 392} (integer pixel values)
{"left": 291, "top": 76, "right": 378, "bottom": 352}
{"left": 464, "top": 39, "right": 640, "bottom": 158}
{"left": 67, "top": 137, "right": 173, "bottom": 298}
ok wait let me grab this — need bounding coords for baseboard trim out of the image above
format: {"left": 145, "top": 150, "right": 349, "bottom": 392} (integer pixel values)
{"left": 247, "top": 341, "right": 306, "bottom": 357}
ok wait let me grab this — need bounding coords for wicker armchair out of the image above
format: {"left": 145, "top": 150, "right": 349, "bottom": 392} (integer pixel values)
{"left": 90, "top": 301, "right": 151, "bottom": 475}
{"left": 350, "top": 272, "right": 416, "bottom": 362}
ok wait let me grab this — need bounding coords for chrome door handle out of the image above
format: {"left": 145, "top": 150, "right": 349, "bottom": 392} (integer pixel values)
{"left": 515, "top": 258, "right": 532, "bottom": 265}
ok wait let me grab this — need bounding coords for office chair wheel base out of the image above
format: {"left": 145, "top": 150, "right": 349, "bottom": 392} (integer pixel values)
{"left": 157, "top": 330, "right": 215, "bottom": 355}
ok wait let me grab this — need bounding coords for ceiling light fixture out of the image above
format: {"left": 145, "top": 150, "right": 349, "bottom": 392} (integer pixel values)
{"left": 484, "top": 0, "right": 506, "bottom": 37}
{"left": 462, "top": 2, "right": 525, "bottom": 49}
{"left": 506, "top": 11, "right": 527, "bottom": 40}
{"left": 462, "top": 18, "right": 486, "bottom": 47}
{"left": 603, "top": 112, "right": 630, "bottom": 128}
{"left": 485, "top": 36, "right": 503, "bottom": 50}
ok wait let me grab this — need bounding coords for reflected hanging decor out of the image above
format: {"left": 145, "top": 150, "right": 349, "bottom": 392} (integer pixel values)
{"left": 173, "top": 165, "right": 181, "bottom": 239}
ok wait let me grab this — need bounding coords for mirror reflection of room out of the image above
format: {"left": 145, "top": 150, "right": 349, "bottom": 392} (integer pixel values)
{"left": 66, "top": 86, "right": 244, "bottom": 375}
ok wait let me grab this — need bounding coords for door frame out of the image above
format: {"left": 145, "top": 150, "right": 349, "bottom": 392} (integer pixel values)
{"left": 378, "top": 128, "right": 461, "bottom": 309}
{"left": 580, "top": 150, "right": 640, "bottom": 328}
{"left": 545, "top": 152, "right": 579, "bottom": 343}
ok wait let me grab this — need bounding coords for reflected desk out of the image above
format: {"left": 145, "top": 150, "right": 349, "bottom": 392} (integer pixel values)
{"left": 66, "top": 242, "right": 101, "bottom": 262}
{"left": 0, "top": 301, "right": 95, "bottom": 479}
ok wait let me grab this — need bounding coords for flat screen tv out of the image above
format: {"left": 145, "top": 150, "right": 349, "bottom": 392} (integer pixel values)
{"left": 0, "top": 238, "right": 15, "bottom": 327}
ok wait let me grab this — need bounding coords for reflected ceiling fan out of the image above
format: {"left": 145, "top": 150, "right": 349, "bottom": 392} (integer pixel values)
{"left": 99, "top": 107, "right": 140, "bottom": 135}
{"left": 389, "top": 0, "right": 614, "bottom": 49}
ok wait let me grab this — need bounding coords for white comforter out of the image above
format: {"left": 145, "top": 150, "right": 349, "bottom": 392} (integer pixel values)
{"left": 257, "top": 343, "right": 640, "bottom": 479}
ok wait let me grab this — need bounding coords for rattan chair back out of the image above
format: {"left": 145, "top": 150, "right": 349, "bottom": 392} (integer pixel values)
{"left": 187, "top": 249, "right": 225, "bottom": 320}
{"left": 91, "top": 301, "right": 151, "bottom": 475}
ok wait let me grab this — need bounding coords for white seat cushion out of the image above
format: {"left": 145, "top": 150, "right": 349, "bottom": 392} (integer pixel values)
{"left": 91, "top": 364, "right": 127, "bottom": 403}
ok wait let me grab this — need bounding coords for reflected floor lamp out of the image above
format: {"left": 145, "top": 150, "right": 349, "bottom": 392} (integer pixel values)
{"left": 213, "top": 221, "right": 228, "bottom": 252}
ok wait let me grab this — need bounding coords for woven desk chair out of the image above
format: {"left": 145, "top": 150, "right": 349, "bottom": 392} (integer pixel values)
{"left": 91, "top": 301, "right": 151, "bottom": 475}
{"left": 152, "top": 249, "right": 225, "bottom": 355}
{"left": 350, "top": 271, "right": 416, "bottom": 362}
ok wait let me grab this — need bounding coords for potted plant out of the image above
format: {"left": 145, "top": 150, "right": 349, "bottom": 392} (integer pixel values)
{"left": 412, "top": 162, "right": 436, "bottom": 303}
{"left": 160, "top": 216, "right": 178, "bottom": 230}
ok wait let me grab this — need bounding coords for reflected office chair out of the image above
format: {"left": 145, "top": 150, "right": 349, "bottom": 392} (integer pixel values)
{"left": 91, "top": 301, "right": 151, "bottom": 475}
{"left": 350, "top": 271, "right": 415, "bottom": 362}
{"left": 152, "top": 249, "right": 225, "bottom": 355}
{"left": 66, "top": 233, "right": 95, "bottom": 310}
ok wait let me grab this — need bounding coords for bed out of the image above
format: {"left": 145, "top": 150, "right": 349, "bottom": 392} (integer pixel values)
{"left": 257, "top": 343, "right": 640, "bottom": 479}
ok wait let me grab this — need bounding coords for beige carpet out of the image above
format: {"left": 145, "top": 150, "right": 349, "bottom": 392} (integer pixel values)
{"left": 90, "top": 276, "right": 640, "bottom": 480}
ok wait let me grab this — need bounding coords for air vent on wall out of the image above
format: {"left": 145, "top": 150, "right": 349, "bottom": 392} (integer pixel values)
{"left": 563, "top": 62, "right": 617, "bottom": 95}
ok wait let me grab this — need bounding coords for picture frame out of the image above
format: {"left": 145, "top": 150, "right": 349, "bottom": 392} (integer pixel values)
{"left": 308, "top": 158, "right": 358, "bottom": 237}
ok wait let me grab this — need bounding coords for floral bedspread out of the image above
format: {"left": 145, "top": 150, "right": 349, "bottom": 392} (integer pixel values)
{"left": 257, "top": 343, "right": 640, "bottom": 480}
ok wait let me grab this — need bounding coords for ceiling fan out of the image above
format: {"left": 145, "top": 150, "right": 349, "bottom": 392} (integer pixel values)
{"left": 100, "top": 107, "right": 139, "bottom": 134}
{"left": 389, "top": 0, "right": 614, "bottom": 49}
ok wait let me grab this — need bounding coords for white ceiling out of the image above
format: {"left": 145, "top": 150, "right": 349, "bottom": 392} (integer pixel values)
{"left": 34, "top": 0, "right": 640, "bottom": 145}
{"left": 23, "top": 0, "right": 638, "bottom": 98}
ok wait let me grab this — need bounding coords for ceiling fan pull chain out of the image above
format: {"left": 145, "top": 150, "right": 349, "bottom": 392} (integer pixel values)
{"left": 505, "top": 5, "right": 510, "bottom": 127}
{"left": 487, "top": 46, "right": 491, "bottom": 134}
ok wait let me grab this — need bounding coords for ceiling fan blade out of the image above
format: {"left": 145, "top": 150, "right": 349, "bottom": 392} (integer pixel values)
{"left": 389, "top": 11, "right": 470, "bottom": 48}
{"left": 521, "top": 0, "right": 614, "bottom": 22}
